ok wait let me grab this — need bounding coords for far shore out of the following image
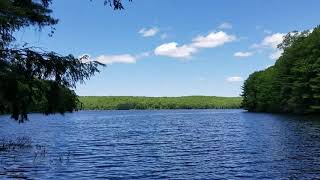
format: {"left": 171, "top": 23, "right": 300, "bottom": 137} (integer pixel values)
{"left": 79, "top": 96, "right": 243, "bottom": 110}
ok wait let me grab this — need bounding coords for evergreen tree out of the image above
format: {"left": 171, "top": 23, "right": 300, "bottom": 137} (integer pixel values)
{"left": 0, "top": 0, "right": 128, "bottom": 122}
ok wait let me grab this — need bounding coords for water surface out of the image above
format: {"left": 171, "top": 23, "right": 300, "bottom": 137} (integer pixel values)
{"left": 1, "top": 110, "right": 320, "bottom": 179}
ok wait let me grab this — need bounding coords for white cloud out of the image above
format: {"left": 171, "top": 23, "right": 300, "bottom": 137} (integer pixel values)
{"left": 96, "top": 54, "right": 137, "bottom": 64}
{"left": 154, "top": 31, "right": 236, "bottom": 59}
{"left": 80, "top": 53, "right": 149, "bottom": 65}
{"left": 234, "top": 51, "right": 254, "bottom": 57}
{"left": 139, "top": 27, "right": 159, "bottom": 37}
{"left": 261, "top": 33, "right": 286, "bottom": 49}
{"left": 269, "top": 50, "right": 283, "bottom": 60}
{"left": 154, "top": 42, "right": 197, "bottom": 59}
{"left": 253, "top": 33, "right": 286, "bottom": 60}
{"left": 191, "top": 31, "right": 237, "bottom": 48}
{"left": 218, "top": 22, "right": 233, "bottom": 29}
{"left": 226, "top": 76, "right": 244, "bottom": 82}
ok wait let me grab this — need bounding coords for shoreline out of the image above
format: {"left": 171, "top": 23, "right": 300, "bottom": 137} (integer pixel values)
{"left": 79, "top": 96, "right": 243, "bottom": 110}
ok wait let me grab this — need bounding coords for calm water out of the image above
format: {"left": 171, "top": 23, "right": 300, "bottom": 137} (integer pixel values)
{"left": 1, "top": 110, "right": 320, "bottom": 179}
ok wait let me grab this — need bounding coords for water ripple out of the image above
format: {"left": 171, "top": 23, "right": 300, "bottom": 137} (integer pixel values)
{"left": 1, "top": 110, "right": 320, "bottom": 179}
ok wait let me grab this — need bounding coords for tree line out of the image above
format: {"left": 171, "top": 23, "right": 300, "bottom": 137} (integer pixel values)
{"left": 242, "top": 26, "right": 320, "bottom": 114}
{"left": 80, "top": 96, "right": 242, "bottom": 110}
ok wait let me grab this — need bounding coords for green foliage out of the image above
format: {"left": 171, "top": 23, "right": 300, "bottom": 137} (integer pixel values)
{"left": 0, "top": 0, "right": 129, "bottom": 121}
{"left": 79, "top": 96, "right": 243, "bottom": 110}
{"left": 242, "top": 26, "right": 320, "bottom": 114}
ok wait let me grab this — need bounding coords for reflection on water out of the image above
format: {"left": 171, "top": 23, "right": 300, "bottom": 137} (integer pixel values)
{"left": 1, "top": 110, "right": 320, "bottom": 179}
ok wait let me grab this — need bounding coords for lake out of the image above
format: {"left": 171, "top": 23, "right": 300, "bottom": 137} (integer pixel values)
{"left": 1, "top": 110, "right": 320, "bottom": 179}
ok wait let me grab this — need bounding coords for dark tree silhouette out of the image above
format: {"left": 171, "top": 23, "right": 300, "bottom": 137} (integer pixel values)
{"left": 0, "top": 0, "right": 130, "bottom": 122}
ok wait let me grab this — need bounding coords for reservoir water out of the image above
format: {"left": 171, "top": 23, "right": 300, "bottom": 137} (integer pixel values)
{"left": 1, "top": 110, "right": 320, "bottom": 179}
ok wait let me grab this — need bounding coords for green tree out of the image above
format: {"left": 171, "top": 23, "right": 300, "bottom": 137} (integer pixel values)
{"left": 242, "top": 26, "right": 320, "bottom": 114}
{"left": 0, "top": 0, "right": 129, "bottom": 122}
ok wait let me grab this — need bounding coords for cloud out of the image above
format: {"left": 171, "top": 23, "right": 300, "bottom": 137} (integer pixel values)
{"left": 218, "top": 22, "right": 233, "bottom": 29}
{"left": 261, "top": 33, "right": 286, "bottom": 49}
{"left": 139, "top": 27, "right": 159, "bottom": 37}
{"left": 234, "top": 51, "right": 254, "bottom": 57}
{"left": 154, "top": 42, "right": 197, "bottom": 58}
{"left": 191, "top": 31, "right": 237, "bottom": 48}
{"left": 96, "top": 54, "right": 137, "bottom": 64}
{"left": 253, "top": 33, "right": 286, "bottom": 60}
{"left": 226, "top": 76, "right": 244, "bottom": 82}
{"left": 154, "top": 31, "right": 237, "bottom": 59}
{"left": 269, "top": 50, "right": 283, "bottom": 60}
{"left": 81, "top": 53, "right": 149, "bottom": 65}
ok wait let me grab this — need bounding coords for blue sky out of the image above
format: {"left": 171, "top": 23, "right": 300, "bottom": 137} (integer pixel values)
{"left": 17, "top": 0, "right": 320, "bottom": 97}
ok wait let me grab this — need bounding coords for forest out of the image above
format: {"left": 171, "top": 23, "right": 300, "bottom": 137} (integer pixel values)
{"left": 80, "top": 96, "right": 242, "bottom": 110}
{"left": 242, "top": 26, "right": 320, "bottom": 114}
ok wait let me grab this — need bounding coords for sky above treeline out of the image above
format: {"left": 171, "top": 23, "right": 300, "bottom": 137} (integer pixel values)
{"left": 17, "top": 0, "right": 320, "bottom": 97}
